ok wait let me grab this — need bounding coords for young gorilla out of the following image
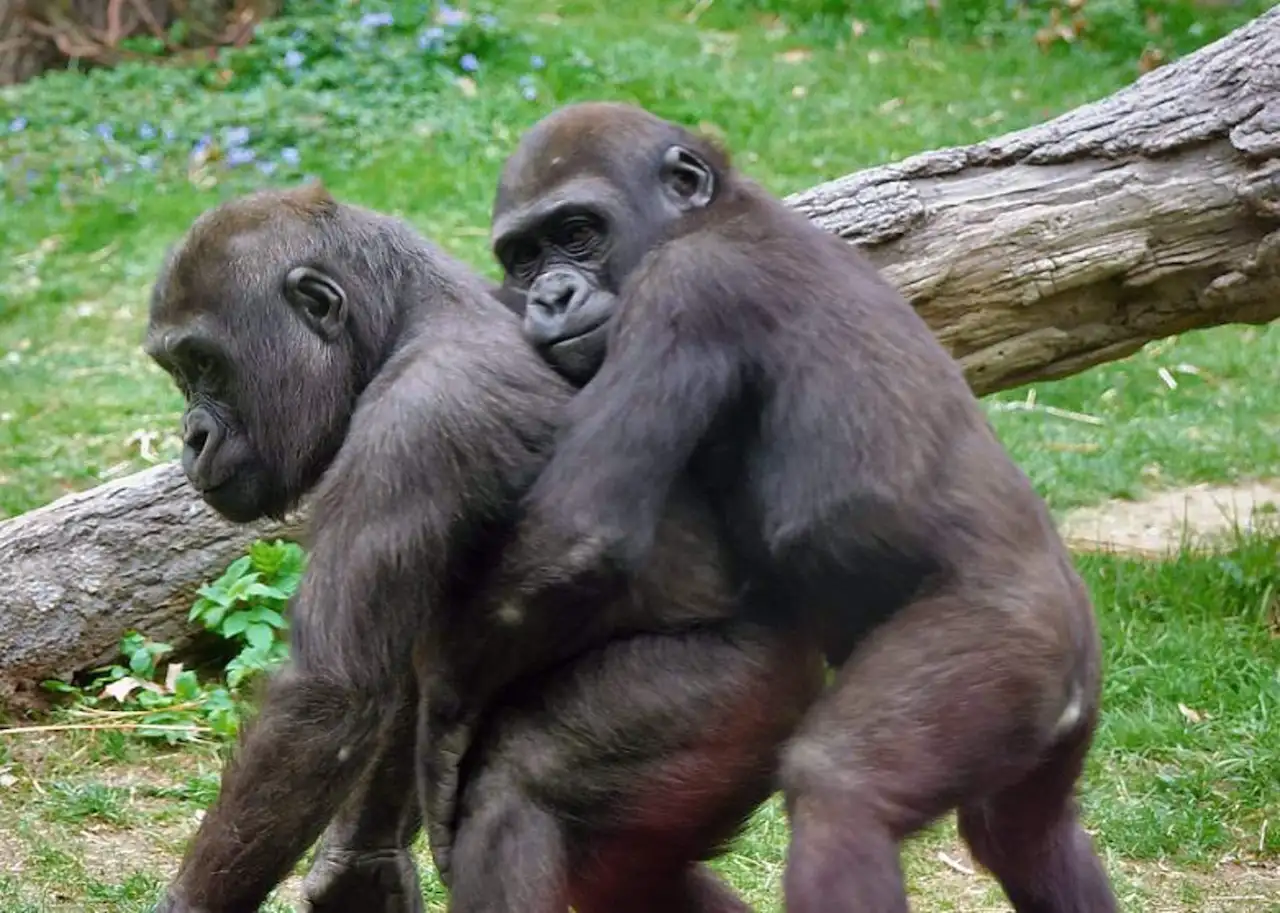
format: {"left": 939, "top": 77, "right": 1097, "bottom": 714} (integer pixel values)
{"left": 143, "top": 185, "right": 824, "bottom": 913}
{"left": 451, "top": 102, "right": 1120, "bottom": 913}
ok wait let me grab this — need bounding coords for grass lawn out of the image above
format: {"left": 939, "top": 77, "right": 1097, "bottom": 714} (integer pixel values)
{"left": 1, "top": 1, "right": 1278, "bottom": 910}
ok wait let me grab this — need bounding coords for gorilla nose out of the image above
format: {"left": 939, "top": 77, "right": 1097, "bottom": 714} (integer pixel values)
{"left": 526, "top": 270, "right": 591, "bottom": 345}
{"left": 181, "top": 409, "right": 224, "bottom": 489}
{"left": 530, "top": 270, "right": 588, "bottom": 315}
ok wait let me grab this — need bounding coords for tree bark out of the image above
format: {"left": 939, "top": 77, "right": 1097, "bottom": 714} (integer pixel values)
{"left": 1, "top": 8, "right": 1278, "bottom": 700}
{"left": 787, "top": 5, "right": 1280, "bottom": 393}
{"left": 0, "top": 464, "right": 302, "bottom": 704}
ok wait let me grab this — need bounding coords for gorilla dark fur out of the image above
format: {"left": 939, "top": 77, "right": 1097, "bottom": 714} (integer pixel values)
{"left": 143, "top": 184, "right": 824, "bottom": 913}
{"left": 452, "top": 101, "right": 1119, "bottom": 913}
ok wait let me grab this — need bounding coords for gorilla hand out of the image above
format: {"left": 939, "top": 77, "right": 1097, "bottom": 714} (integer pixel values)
{"left": 301, "top": 847, "right": 425, "bottom": 913}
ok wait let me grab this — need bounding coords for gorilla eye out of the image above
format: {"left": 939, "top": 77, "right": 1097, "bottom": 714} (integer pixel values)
{"left": 191, "top": 353, "right": 216, "bottom": 378}
{"left": 554, "top": 215, "right": 604, "bottom": 258}
{"left": 504, "top": 239, "right": 542, "bottom": 282}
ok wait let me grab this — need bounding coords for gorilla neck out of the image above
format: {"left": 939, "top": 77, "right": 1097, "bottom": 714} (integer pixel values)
{"left": 351, "top": 256, "right": 476, "bottom": 391}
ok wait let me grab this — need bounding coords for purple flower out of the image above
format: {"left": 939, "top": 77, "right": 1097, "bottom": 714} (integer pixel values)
{"left": 479, "top": 14, "right": 498, "bottom": 29}
{"left": 459, "top": 53, "right": 479, "bottom": 73}
{"left": 360, "top": 11, "right": 394, "bottom": 28}
{"left": 164, "top": 127, "right": 177, "bottom": 143}
{"left": 438, "top": 3, "right": 465, "bottom": 27}
{"left": 284, "top": 49, "right": 305, "bottom": 69}
{"left": 530, "top": 54, "right": 545, "bottom": 70}
{"left": 190, "top": 134, "right": 212, "bottom": 161}
{"left": 138, "top": 154, "right": 157, "bottom": 171}
{"left": 258, "top": 160, "right": 278, "bottom": 176}
{"left": 418, "top": 26, "right": 445, "bottom": 51}
{"left": 139, "top": 123, "right": 156, "bottom": 140}
{"left": 223, "top": 126, "right": 251, "bottom": 148}
{"left": 280, "top": 147, "right": 301, "bottom": 166}
{"left": 227, "top": 147, "right": 257, "bottom": 167}
{"left": 95, "top": 122, "right": 114, "bottom": 141}
{"left": 8, "top": 116, "right": 26, "bottom": 133}
{"left": 522, "top": 85, "right": 537, "bottom": 101}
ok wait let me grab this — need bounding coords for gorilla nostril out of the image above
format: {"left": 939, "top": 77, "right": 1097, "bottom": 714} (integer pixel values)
{"left": 188, "top": 428, "right": 210, "bottom": 456}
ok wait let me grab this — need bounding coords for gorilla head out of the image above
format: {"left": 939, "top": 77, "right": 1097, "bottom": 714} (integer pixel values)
{"left": 144, "top": 185, "right": 396, "bottom": 522}
{"left": 489, "top": 102, "right": 726, "bottom": 384}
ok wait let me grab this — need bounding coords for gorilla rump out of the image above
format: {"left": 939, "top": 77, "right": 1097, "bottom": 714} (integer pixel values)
{"left": 143, "top": 184, "right": 823, "bottom": 913}
{"left": 461, "top": 101, "right": 1118, "bottom": 913}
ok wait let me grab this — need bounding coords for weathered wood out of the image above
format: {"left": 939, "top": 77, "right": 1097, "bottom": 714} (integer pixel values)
{"left": 1, "top": 9, "right": 1278, "bottom": 699}
{"left": 788, "top": 4, "right": 1280, "bottom": 394}
{"left": 0, "top": 463, "right": 300, "bottom": 705}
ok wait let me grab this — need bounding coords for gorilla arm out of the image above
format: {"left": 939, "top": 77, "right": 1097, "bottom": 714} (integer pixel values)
{"left": 457, "top": 239, "right": 753, "bottom": 709}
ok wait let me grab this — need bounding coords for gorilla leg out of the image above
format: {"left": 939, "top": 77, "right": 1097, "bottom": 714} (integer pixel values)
{"left": 448, "top": 625, "right": 823, "bottom": 913}
{"left": 957, "top": 731, "right": 1115, "bottom": 913}
{"left": 447, "top": 767, "right": 569, "bottom": 913}
{"left": 302, "top": 684, "right": 424, "bottom": 913}
{"left": 780, "top": 588, "right": 1114, "bottom": 913}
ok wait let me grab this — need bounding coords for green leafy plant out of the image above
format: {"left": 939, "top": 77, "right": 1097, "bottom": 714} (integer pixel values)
{"left": 42, "top": 631, "right": 239, "bottom": 743}
{"left": 38, "top": 539, "right": 305, "bottom": 743}
{"left": 189, "top": 538, "right": 304, "bottom": 689}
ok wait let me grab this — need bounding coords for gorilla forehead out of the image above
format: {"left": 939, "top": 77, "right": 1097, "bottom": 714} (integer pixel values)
{"left": 151, "top": 184, "right": 337, "bottom": 325}
{"left": 496, "top": 102, "right": 705, "bottom": 208}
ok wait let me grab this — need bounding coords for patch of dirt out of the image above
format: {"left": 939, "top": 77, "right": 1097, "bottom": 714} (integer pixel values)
{"left": 0, "top": 822, "right": 25, "bottom": 877}
{"left": 907, "top": 837, "right": 1280, "bottom": 912}
{"left": 1059, "top": 481, "right": 1280, "bottom": 557}
{"left": 77, "top": 817, "right": 189, "bottom": 883}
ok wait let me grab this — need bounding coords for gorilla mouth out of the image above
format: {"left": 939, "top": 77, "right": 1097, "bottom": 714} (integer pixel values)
{"left": 545, "top": 320, "right": 610, "bottom": 385}
{"left": 549, "top": 318, "right": 609, "bottom": 351}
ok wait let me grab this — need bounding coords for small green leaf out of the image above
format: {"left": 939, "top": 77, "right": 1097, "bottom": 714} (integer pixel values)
{"left": 245, "top": 623, "right": 276, "bottom": 652}
{"left": 40, "top": 679, "right": 78, "bottom": 694}
{"left": 174, "top": 670, "right": 201, "bottom": 700}
{"left": 129, "top": 650, "right": 154, "bottom": 676}
{"left": 250, "top": 607, "right": 287, "bottom": 628}
{"left": 220, "top": 555, "right": 253, "bottom": 583}
{"left": 244, "top": 581, "right": 288, "bottom": 601}
{"left": 221, "top": 614, "right": 250, "bottom": 637}
{"left": 199, "top": 603, "right": 228, "bottom": 630}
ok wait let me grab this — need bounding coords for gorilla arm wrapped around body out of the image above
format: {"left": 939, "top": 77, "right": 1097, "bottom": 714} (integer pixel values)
{"left": 145, "top": 184, "right": 823, "bottom": 913}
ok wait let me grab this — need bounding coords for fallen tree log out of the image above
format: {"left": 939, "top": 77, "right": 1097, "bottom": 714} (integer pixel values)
{"left": 2, "top": 8, "right": 1278, "bottom": 700}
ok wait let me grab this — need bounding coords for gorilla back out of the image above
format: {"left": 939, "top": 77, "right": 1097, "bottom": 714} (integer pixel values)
{"left": 144, "top": 185, "right": 822, "bottom": 913}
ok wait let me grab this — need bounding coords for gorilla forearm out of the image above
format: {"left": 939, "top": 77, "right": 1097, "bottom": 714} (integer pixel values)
{"left": 302, "top": 685, "right": 424, "bottom": 912}
{"left": 463, "top": 253, "right": 751, "bottom": 706}
{"left": 164, "top": 671, "right": 390, "bottom": 911}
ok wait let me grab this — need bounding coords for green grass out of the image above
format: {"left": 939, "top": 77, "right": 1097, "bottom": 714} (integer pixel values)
{"left": 1, "top": 0, "right": 1278, "bottom": 910}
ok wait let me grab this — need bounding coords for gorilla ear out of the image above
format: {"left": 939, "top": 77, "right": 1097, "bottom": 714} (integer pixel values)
{"left": 660, "top": 145, "right": 715, "bottom": 210}
{"left": 285, "top": 266, "right": 348, "bottom": 341}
